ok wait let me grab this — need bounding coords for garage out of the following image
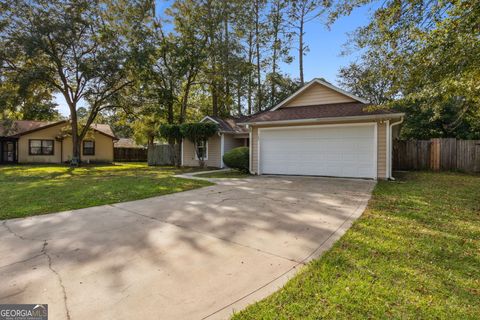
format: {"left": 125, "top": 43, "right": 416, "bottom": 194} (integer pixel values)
{"left": 259, "top": 124, "right": 377, "bottom": 178}
{"left": 241, "top": 78, "right": 405, "bottom": 179}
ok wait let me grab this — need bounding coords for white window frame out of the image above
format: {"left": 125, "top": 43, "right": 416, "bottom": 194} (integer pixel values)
{"left": 194, "top": 140, "right": 208, "bottom": 160}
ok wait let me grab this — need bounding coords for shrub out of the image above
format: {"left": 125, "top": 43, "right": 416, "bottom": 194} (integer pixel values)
{"left": 223, "top": 147, "right": 249, "bottom": 173}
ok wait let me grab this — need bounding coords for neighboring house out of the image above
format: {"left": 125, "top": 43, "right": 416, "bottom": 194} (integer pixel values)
{"left": 240, "top": 78, "right": 405, "bottom": 179}
{"left": 181, "top": 116, "right": 249, "bottom": 168}
{"left": 0, "top": 120, "right": 118, "bottom": 164}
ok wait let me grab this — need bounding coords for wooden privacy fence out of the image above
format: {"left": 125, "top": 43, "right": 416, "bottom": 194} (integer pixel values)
{"left": 393, "top": 138, "right": 480, "bottom": 173}
{"left": 147, "top": 144, "right": 179, "bottom": 166}
{"left": 114, "top": 147, "right": 148, "bottom": 162}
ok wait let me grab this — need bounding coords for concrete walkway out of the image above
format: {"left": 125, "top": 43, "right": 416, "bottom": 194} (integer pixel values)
{"left": 0, "top": 176, "right": 375, "bottom": 320}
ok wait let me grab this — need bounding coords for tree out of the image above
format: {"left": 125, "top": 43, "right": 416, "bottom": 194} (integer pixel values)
{"left": 0, "top": 0, "right": 137, "bottom": 165}
{"left": 287, "top": 0, "right": 329, "bottom": 86}
{"left": 263, "top": 73, "right": 301, "bottom": 108}
{"left": 180, "top": 122, "right": 218, "bottom": 167}
{"left": 267, "top": 0, "right": 291, "bottom": 106}
{"left": 0, "top": 53, "right": 59, "bottom": 121}
{"left": 337, "top": 62, "right": 393, "bottom": 105}
{"left": 334, "top": 0, "right": 480, "bottom": 139}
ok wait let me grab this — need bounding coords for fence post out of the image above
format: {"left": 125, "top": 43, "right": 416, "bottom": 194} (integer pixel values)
{"left": 430, "top": 139, "right": 440, "bottom": 171}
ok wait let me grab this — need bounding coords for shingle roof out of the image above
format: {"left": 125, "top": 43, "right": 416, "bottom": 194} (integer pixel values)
{"left": 207, "top": 116, "right": 249, "bottom": 133}
{"left": 0, "top": 120, "right": 117, "bottom": 139}
{"left": 242, "top": 102, "right": 402, "bottom": 123}
{"left": 0, "top": 120, "right": 58, "bottom": 137}
{"left": 90, "top": 123, "right": 117, "bottom": 139}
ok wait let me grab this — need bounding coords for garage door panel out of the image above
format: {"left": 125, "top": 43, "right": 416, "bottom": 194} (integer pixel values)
{"left": 259, "top": 125, "right": 376, "bottom": 179}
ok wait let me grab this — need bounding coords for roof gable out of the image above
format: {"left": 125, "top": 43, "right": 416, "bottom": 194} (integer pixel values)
{"left": 271, "top": 79, "right": 369, "bottom": 111}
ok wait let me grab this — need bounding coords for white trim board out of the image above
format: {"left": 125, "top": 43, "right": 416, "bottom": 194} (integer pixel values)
{"left": 249, "top": 127, "right": 253, "bottom": 174}
{"left": 257, "top": 122, "right": 377, "bottom": 131}
{"left": 200, "top": 116, "right": 220, "bottom": 124}
{"left": 220, "top": 134, "right": 225, "bottom": 168}
{"left": 385, "top": 120, "right": 390, "bottom": 179}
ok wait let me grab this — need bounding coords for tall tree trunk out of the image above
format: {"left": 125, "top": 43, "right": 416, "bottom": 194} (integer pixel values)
{"left": 67, "top": 101, "right": 81, "bottom": 166}
{"left": 179, "top": 71, "right": 195, "bottom": 123}
{"left": 271, "top": 3, "right": 279, "bottom": 106}
{"left": 212, "top": 78, "right": 219, "bottom": 116}
{"left": 254, "top": 0, "right": 262, "bottom": 112}
{"left": 247, "top": 31, "right": 253, "bottom": 115}
{"left": 167, "top": 99, "right": 174, "bottom": 124}
{"left": 237, "top": 81, "right": 242, "bottom": 115}
{"left": 299, "top": 15, "right": 305, "bottom": 86}
{"left": 224, "top": 14, "right": 230, "bottom": 103}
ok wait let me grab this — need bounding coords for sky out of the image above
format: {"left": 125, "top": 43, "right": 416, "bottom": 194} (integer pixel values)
{"left": 55, "top": 1, "right": 377, "bottom": 116}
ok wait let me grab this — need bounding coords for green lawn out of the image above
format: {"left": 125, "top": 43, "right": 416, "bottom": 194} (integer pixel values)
{"left": 233, "top": 172, "right": 480, "bottom": 320}
{"left": 196, "top": 169, "right": 251, "bottom": 179}
{"left": 0, "top": 163, "right": 212, "bottom": 220}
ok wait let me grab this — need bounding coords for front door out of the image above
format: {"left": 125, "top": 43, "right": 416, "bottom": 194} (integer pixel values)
{"left": 1, "top": 141, "right": 17, "bottom": 163}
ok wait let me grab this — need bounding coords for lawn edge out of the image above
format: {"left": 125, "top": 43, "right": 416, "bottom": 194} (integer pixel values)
{"left": 206, "top": 182, "right": 375, "bottom": 319}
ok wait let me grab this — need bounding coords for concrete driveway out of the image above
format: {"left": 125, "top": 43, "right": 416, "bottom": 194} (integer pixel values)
{"left": 0, "top": 176, "right": 375, "bottom": 320}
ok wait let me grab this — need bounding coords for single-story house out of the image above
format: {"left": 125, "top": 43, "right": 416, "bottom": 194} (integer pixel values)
{"left": 241, "top": 78, "right": 405, "bottom": 179}
{"left": 181, "top": 116, "right": 249, "bottom": 168}
{"left": 0, "top": 120, "right": 118, "bottom": 164}
{"left": 183, "top": 78, "right": 405, "bottom": 180}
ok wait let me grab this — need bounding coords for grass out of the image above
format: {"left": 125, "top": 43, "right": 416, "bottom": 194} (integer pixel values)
{"left": 233, "top": 172, "right": 480, "bottom": 320}
{"left": 196, "top": 169, "right": 251, "bottom": 178}
{"left": 0, "top": 162, "right": 213, "bottom": 220}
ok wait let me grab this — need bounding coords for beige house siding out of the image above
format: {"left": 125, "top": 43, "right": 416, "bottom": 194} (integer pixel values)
{"left": 18, "top": 122, "right": 114, "bottom": 163}
{"left": 18, "top": 124, "right": 63, "bottom": 163}
{"left": 283, "top": 82, "right": 356, "bottom": 108}
{"left": 182, "top": 134, "right": 222, "bottom": 168}
{"left": 223, "top": 134, "right": 244, "bottom": 152}
{"left": 61, "top": 133, "right": 114, "bottom": 163}
{"left": 249, "top": 119, "right": 390, "bottom": 179}
{"left": 377, "top": 122, "right": 387, "bottom": 179}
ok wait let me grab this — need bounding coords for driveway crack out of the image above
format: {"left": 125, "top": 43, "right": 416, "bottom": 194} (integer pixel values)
{"left": 2, "top": 221, "right": 33, "bottom": 241}
{"left": 2, "top": 222, "right": 71, "bottom": 320}
{"left": 43, "top": 241, "right": 71, "bottom": 320}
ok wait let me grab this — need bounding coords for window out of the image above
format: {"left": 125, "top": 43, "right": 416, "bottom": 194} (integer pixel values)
{"left": 29, "top": 140, "right": 54, "bottom": 155}
{"left": 195, "top": 140, "right": 208, "bottom": 160}
{"left": 83, "top": 140, "right": 95, "bottom": 156}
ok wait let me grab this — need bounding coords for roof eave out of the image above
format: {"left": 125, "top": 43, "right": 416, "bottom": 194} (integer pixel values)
{"left": 238, "top": 113, "right": 406, "bottom": 126}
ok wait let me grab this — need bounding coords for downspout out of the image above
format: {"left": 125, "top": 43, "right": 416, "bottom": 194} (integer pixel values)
{"left": 247, "top": 125, "right": 252, "bottom": 174}
{"left": 389, "top": 117, "right": 404, "bottom": 180}
{"left": 219, "top": 132, "right": 225, "bottom": 168}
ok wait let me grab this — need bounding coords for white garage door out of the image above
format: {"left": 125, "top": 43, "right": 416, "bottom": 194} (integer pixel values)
{"left": 259, "top": 124, "right": 376, "bottom": 178}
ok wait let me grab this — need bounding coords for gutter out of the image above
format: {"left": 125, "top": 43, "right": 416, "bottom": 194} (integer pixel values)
{"left": 238, "top": 113, "right": 406, "bottom": 126}
{"left": 388, "top": 117, "right": 404, "bottom": 180}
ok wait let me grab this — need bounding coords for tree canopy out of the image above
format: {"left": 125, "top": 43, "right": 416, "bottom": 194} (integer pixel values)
{"left": 335, "top": 0, "right": 480, "bottom": 139}
{"left": 1, "top": 0, "right": 478, "bottom": 144}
